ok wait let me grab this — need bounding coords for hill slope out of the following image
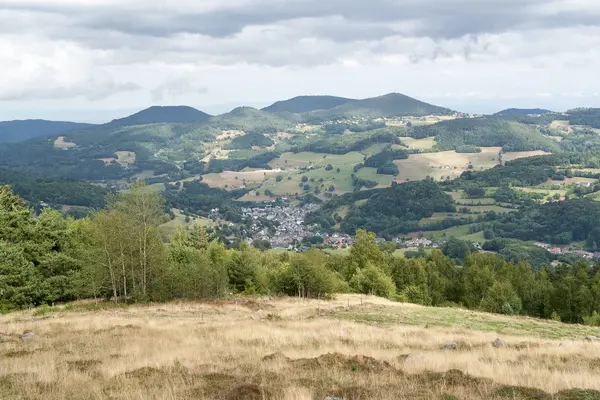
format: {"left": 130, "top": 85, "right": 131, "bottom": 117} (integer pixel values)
{"left": 263, "top": 95, "right": 353, "bottom": 113}
{"left": 3, "top": 295, "right": 599, "bottom": 399}
{"left": 0, "top": 120, "right": 96, "bottom": 143}
{"left": 495, "top": 108, "right": 553, "bottom": 116}
{"left": 308, "top": 93, "right": 454, "bottom": 120}
{"left": 105, "top": 106, "right": 212, "bottom": 128}
{"left": 412, "top": 116, "right": 560, "bottom": 152}
{"left": 306, "top": 180, "right": 455, "bottom": 235}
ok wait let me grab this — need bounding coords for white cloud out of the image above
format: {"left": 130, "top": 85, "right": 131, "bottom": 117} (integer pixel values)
{"left": 1, "top": 0, "right": 600, "bottom": 120}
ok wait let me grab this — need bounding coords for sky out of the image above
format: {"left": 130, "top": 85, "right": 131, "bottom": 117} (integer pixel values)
{"left": 1, "top": 0, "right": 600, "bottom": 122}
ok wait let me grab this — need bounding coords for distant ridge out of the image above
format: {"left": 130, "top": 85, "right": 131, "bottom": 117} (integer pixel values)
{"left": 263, "top": 93, "right": 453, "bottom": 119}
{"left": 262, "top": 95, "right": 353, "bottom": 113}
{"left": 0, "top": 120, "right": 96, "bottom": 143}
{"left": 106, "top": 105, "right": 212, "bottom": 127}
{"left": 495, "top": 108, "right": 553, "bottom": 116}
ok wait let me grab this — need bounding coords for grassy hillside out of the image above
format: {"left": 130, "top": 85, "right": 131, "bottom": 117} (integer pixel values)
{"left": 308, "top": 93, "right": 454, "bottom": 120}
{"left": 105, "top": 106, "right": 211, "bottom": 127}
{"left": 2, "top": 295, "right": 600, "bottom": 400}
{"left": 412, "top": 116, "right": 560, "bottom": 152}
{"left": 0, "top": 120, "right": 96, "bottom": 143}
{"left": 262, "top": 95, "right": 352, "bottom": 113}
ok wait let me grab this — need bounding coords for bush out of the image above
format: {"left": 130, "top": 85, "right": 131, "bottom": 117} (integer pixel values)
{"left": 583, "top": 311, "right": 600, "bottom": 326}
{"left": 480, "top": 281, "right": 522, "bottom": 315}
{"left": 350, "top": 264, "right": 396, "bottom": 298}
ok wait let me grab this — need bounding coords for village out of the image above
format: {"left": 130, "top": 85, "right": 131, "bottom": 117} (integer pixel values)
{"left": 239, "top": 202, "right": 451, "bottom": 251}
{"left": 534, "top": 242, "right": 600, "bottom": 260}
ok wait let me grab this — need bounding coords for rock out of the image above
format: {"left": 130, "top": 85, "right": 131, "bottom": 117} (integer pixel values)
{"left": 404, "top": 352, "right": 425, "bottom": 364}
{"left": 324, "top": 397, "right": 344, "bottom": 400}
{"left": 586, "top": 335, "right": 599, "bottom": 342}
{"left": 443, "top": 342, "right": 458, "bottom": 350}
{"left": 492, "top": 338, "right": 506, "bottom": 348}
{"left": 558, "top": 342, "right": 569, "bottom": 348}
{"left": 20, "top": 332, "right": 35, "bottom": 341}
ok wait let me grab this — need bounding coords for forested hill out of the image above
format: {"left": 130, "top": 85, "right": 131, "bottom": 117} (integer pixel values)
{"left": 262, "top": 95, "right": 352, "bottom": 113}
{"left": 0, "top": 167, "right": 110, "bottom": 209}
{"left": 0, "top": 120, "right": 96, "bottom": 143}
{"left": 412, "top": 116, "right": 560, "bottom": 152}
{"left": 305, "top": 93, "right": 454, "bottom": 120}
{"left": 494, "top": 108, "right": 553, "bottom": 116}
{"left": 306, "top": 179, "right": 455, "bottom": 235}
{"left": 105, "top": 106, "right": 212, "bottom": 127}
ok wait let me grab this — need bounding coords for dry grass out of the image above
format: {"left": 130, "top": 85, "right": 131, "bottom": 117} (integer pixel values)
{"left": 1, "top": 295, "right": 600, "bottom": 399}
{"left": 53, "top": 136, "right": 77, "bottom": 149}
{"left": 394, "top": 148, "right": 551, "bottom": 182}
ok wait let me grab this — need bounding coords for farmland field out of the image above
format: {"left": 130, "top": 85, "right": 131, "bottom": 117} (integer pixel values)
{"left": 2, "top": 295, "right": 600, "bottom": 399}
{"left": 394, "top": 148, "right": 551, "bottom": 182}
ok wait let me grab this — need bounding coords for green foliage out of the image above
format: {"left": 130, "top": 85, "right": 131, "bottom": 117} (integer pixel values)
{"left": 480, "top": 280, "right": 523, "bottom": 315}
{"left": 164, "top": 180, "right": 246, "bottom": 222}
{"left": 455, "top": 145, "right": 482, "bottom": 153}
{"left": 262, "top": 95, "right": 351, "bottom": 114}
{"left": 488, "top": 199, "right": 600, "bottom": 250}
{"left": 225, "top": 132, "right": 274, "bottom": 150}
{"left": 411, "top": 116, "right": 559, "bottom": 152}
{"left": 306, "top": 93, "right": 453, "bottom": 120}
{"left": 0, "top": 120, "right": 95, "bottom": 144}
{"left": 0, "top": 167, "right": 109, "bottom": 209}
{"left": 350, "top": 263, "right": 396, "bottom": 298}
{"left": 106, "top": 106, "right": 211, "bottom": 127}
{"left": 583, "top": 311, "right": 600, "bottom": 326}
{"left": 454, "top": 165, "right": 554, "bottom": 187}
{"left": 307, "top": 180, "right": 455, "bottom": 235}
{"left": 363, "top": 148, "right": 407, "bottom": 175}
{"left": 290, "top": 131, "right": 397, "bottom": 154}
{"left": 567, "top": 108, "right": 600, "bottom": 128}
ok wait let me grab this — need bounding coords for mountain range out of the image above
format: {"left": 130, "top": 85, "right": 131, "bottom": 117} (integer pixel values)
{"left": 0, "top": 93, "right": 454, "bottom": 143}
{"left": 0, "top": 120, "right": 96, "bottom": 143}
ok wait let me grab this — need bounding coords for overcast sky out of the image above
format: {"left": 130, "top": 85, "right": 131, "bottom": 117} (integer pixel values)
{"left": 1, "top": 0, "right": 600, "bottom": 122}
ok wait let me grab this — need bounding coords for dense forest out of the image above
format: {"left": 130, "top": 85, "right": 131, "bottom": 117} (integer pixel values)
{"left": 2, "top": 186, "right": 600, "bottom": 327}
{"left": 289, "top": 131, "right": 398, "bottom": 154}
{"left": 164, "top": 180, "right": 247, "bottom": 222}
{"left": 489, "top": 199, "right": 600, "bottom": 250}
{"left": 306, "top": 180, "right": 456, "bottom": 235}
{"left": 0, "top": 167, "right": 110, "bottom": 208}
{"left": 411, "top": 117, "right": 559, "bottom": 152}
{"left": 225, "top": 132, "right": 275, "bottom": 149}
{"left": 568, "top": 108, "right": 600, "bottom": 129}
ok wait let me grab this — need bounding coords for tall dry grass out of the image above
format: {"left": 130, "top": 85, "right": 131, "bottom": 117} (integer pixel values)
{"left": 0, "top": 295, "right": 599, "bottom": 399}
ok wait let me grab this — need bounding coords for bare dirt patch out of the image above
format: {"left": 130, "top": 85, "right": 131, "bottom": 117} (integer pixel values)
{"left": 53, "top": 136, "right": 76, "bottom": 149}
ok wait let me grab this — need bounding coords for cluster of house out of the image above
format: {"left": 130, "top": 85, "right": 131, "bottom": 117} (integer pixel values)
{"left": 534, "top": 242, "right": 600, "bottom": 260}
{"left": 241, "top": 204, "right": 321, "bottom": 248}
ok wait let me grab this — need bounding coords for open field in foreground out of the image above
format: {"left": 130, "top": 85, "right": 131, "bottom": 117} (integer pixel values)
{"left": 1, "top": 295, "right": 600, "bottom": 399}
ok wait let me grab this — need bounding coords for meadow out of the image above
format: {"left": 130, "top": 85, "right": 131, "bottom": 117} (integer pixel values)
{"left": 1, "top": 295, "right": 600, "bottom": 400}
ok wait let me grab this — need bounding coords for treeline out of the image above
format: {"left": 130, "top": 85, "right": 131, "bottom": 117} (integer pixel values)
{"left": 289, "top": 131, "right": 397, "bottom": 154}
{"left": 187, "top": 151, "right": 281, "bottom": 174}
{"left": 225, "top": 132, "right": 274, "bottom": 150}
{"left": 488, "top": 199, "right": 600, "bottom": 250}
{"left": 164, "top": 180, "right": 247, "bottom": 222}
{"left": 363, "top": 147, "right": 408, "bottom": 175}
{"left": 568, "top": 108, "right": 600, "bottom": 129}
{"left": 3, "top": 191, "right": 600, "bottom": 326}
{"left": 306, "top": 180, "right": 456, "bottom": 235}
{"left": 451, "top": 165, "right": 554, "bottom": 188}
{"left": 322, "top": 122, "right": 386, "bottom": 135}
{"left": 0, "top": 167, "right": 110, "bottom": 209}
